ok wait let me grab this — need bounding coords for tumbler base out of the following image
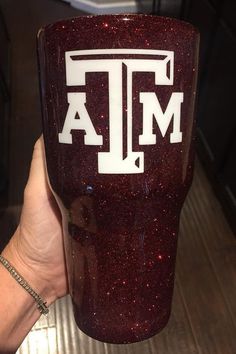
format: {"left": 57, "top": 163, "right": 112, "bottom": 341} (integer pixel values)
{"left": 73, "top": 307, "right": 171, "bottom": 344}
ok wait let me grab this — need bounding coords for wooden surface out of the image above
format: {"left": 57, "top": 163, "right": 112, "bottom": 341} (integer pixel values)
{"left": 16, "top": 159, "right": 236, "bottom": 354}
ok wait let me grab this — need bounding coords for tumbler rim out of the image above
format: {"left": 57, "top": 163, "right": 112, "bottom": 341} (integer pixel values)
{"left": 37, "top": 14, "right": 199, "bottom": 39}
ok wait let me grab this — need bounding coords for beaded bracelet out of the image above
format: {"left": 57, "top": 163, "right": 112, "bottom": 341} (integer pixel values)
{"left": 0, "top": 254, "right": 49, "bottom": 315}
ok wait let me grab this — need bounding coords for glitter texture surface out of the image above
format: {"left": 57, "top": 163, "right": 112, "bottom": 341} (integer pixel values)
{"left": 37, "top": 15, "right": 199, "bottom": 344}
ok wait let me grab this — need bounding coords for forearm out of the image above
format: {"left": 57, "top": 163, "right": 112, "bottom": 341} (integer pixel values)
{"left": 0, "top": 264, "right": 40, "bottom": 353}
{"left": 0, "top": 238, "right": 55, "bottom": 353}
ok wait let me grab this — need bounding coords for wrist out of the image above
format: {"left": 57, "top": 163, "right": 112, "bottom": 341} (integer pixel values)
{"left": 0, "top": 253, "right": 42, "bottom": 352}
{"left": 2, "top": 233, "right": 57, "bottom": 306}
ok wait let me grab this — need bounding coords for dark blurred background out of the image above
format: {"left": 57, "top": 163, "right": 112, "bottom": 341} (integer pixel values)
{"left": 154, "top": 0, "right": 236, "bottom": 236}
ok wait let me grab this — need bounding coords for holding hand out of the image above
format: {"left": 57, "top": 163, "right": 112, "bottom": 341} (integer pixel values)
{"left": 0, "top": 137, "right": 68, "bottom": 353}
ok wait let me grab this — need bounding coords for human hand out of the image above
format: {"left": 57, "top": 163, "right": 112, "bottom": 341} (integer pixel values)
{"left": 3, "top": 137, "right": 68, "bottom": 304}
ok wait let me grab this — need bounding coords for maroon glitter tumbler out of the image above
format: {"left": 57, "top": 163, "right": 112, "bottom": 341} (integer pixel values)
{"left": 37, "top": 15, "right": 199, "bottom": 344}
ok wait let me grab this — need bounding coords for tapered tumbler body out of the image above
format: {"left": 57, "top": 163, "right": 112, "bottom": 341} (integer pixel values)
{"left": 37, "top": 15, "right": 199, "bottom": 344}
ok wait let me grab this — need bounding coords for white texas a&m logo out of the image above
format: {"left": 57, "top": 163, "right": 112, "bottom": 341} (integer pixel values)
{"left": 58, "top": 49, "right": 184, "bottom": 174}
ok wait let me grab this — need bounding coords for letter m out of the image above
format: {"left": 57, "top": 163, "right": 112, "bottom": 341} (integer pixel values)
{"left": 139, "top": 92, "right": 184, "bottom": 144}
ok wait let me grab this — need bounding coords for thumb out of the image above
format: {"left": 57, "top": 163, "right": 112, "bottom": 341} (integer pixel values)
{"left": 24, "top": 136, "right": 50, "bottom": 201}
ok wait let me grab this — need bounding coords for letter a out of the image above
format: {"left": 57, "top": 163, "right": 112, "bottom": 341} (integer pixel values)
{"left": 58, "top": 92, "right": 103, "bottom": 145}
